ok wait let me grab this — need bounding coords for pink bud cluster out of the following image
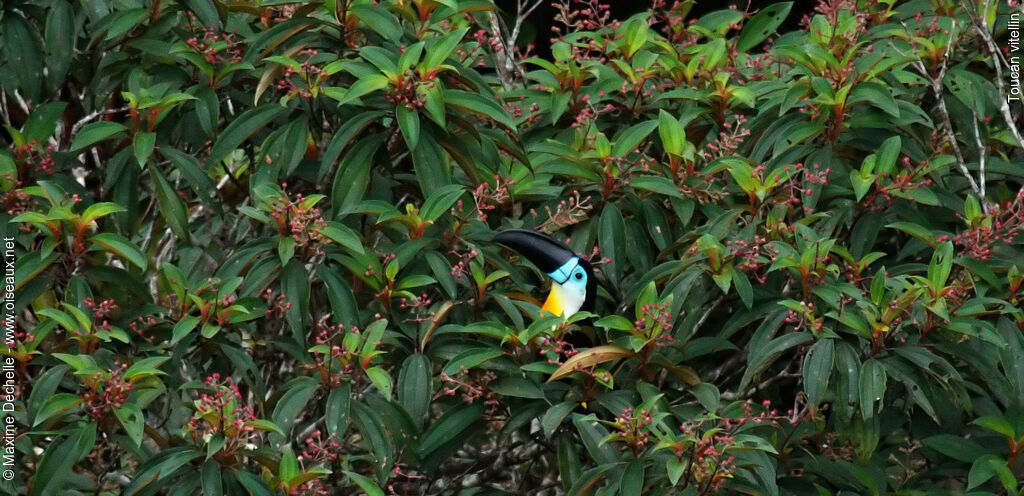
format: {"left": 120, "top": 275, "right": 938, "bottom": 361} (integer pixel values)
{"left": 634, "top": 301, "right": 674, "bottom": 344}
{"left": 14, "top": 140, "right": 57, "bottom": 178}
{"left": 84, "top": 297, "right": 119, "bottom": 331}
{"left": 531, "top": 190, "right": 593, "bottom": 232}
{"left": 299, "top": 429, "right": 342, "bottom": 465}
{"left": 82, "top": 362, "right": 133, "bottom": 420}
{"left": 953, "top": 193, "right": 1024, "bottom": 261}
{"left": 185, "top": 28, "right": 243, "bottom": 65}
{"left": 448, "top": 248, "right": 479, "bottom": 279}
{"left": 727, "top": 235, "right": 769, "bottom": 283}
{"left": 267, "top": 191, "right": 328, "bottom": 253}
{"left": 470, "top": 175, "right": 515, "bottom": 222}
{"left": 438, "top": 367, "right": 500, "bottom": 415}
{"left": 611, "top": 406, "right": 654, "bottom": 454}
{"left": 701, "top": 115, "right": 750, "bottom": 161}
{"left": 305, "top": 316, "right": 360, "bottom": 387}
{"left": 185, "top": 374, "right": 258, "bottom": 455}
{"left": 784, "top": 300, "right": 824, "bottom": 334}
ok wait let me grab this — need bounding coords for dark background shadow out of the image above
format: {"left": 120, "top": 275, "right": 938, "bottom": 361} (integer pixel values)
{"left": 493, "top": 0, "right": 819, "bottom": 58}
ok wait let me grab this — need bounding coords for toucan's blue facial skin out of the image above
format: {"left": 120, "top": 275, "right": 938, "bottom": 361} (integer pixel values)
{"left": 547, "top": 257, "right": 588, "bottom": 296}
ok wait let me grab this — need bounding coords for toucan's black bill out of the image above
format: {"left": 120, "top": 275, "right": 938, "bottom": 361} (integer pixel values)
{"left": 493, "top": 229, "right": 578, "bottom": 274}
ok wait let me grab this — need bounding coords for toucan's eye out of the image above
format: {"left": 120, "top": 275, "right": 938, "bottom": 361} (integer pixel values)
{"left": 575, "top": 272, "right": 583, "bottom": 280}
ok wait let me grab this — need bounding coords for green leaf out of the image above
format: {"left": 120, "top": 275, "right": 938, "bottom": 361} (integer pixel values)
{"left": 420, "top": 184, "right": 465, "bottom": 222}
{"left": 599, "top": 203, "right": 627, "bottom": 286}
{"left": 631, "top": 175, "right": 683, "bottom": 199}
{"left": 620, "top": 460, "right": 645, "bottom": 496}
{"left": 104, "top": 8, "right": 149, "bottom": 40}
{"left": 410, "top": 133, "right": 451, "bottom": 193}
{"left": 658, "top": 110, "right": 686, "bottom": 156}
{"left": 397, "top": 105, "right": 421, "bottom": 149}
{"left": 207, "top": 105, "right": 287, "bottom": 166}
{"left": 423, "top": 27, "right": 469, "bottom": 68}
{"left": 171, "top": 315, "right": 201, "bottom": 345}
{"left": 32, "top": 393, "right": 83, "bottom": 427}
{"left": 886, "top": 221, "right": 937, "bottom": 247}
{"left": 30, "top": 424, "right": 97, "bottom": 496}
{"left": 923, "top": 435, "right": 988, "bottom": 463}
{"left": 70, "top": 122, "right": 128, "bottom": 151}
{"left": 344, "top": 471, "right": 385, "bottom": 496}
{"left": 398, "top": 353, "right": 432, "bottom": 424}
{"left": 281, "top": 259, "right": 310, "bottom": 343}
{"left": 444, "top": 90, "right": 517, "bottom": 130}
{"left": 443, "top": 347, "right": 504, "bottom": 375}
{"left": 612, "top": 120, "right": 659, "bottom": 157}
{"left": 542, "top": 401, "right": 577, "bottom": 438}
{"left": 201, "top": 459, "right": 223, "bottom": 496}
{"left": 333, "top": 74, "right": 390, "bottom": 106}
{"left": 124, "top": 356, "right": 169, "bottom": 380}
{"left": 859, "top": 358, "right": 886, "bottom": 420}
{"left": 972, "top": 415, "right": 1016, "bottom": 439}
{"left": 270, "top": 377, "right": 319, "bottom": 446}
{"left": 22, "top": 102, "right": 67, "bottom": 143}
{"left": 351, "top": 4, "right": 404, "bottom": 41}
{"left": 331, "top": 135, "right": 384, "bottom": 214}
{"left": 150, "top": 166, "right": 191, "bottom": 243}
{"left": 320, "top": 222, "right": 364, "bottom": 254}
{"left": 593, "top": 315, "right": 634, "bottom": 331}
{"left": 488, "top": 376, "right": 544, "bottom": 399}
{"left": 89, "top": 233, "right": 148, "bottom": 270}
{"left": 738, "top": 2, "right": 792, "bottom": 51}
{"left": 161, "top": 147, "right": 219, "bottom": 206}
{"left": 325, "top": 383, "right": 352, "bottom": 437}
{"left": 351, "top": 400, "right": 394, "bottom": 476}
{"left": 3, "top": 13, "right": 43, "bottom": 102}
{"left": 741, "top": 332, "right": 813, "bottom": 390}
{"left": 44, "top": 4, "right": 74, "bottom": 90}
{"left": 81, "top": 202, "right": 127, "bottom": 224}
{"left": 967, "top": 455, "right": 1016, "bottom": 491}
{"left": 278, "top": 446, "right": 299, "bottom": 485}
{"left": 572, "top": 414, "right": 618, "bottom": 465}
{"left": 848, "top": 82, "right": 901, "bottom": 118}
{"left": 184, "top": 0, "right": 221, "bottom": 28}
{"left": 114, "top": 403, "right": 146, "bottom": 447}
{"left": 803, "top": 338, "right": 834, "bottom": 406}
{"left": 365, "top": 366, "right": 393, "bottom": 400}
{"left": 874, "top": 135, "right": 901, "bottom": 175}
{"left": 928, "top": 242, "right": 954, "bottom": 289}
{"left": 419, "top": 403, "right": 485, "bottom": 457}
{"left": 133, "top": 132, "right": 156, "bottom": 167}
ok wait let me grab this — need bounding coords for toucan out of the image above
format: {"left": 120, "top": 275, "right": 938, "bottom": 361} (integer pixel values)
{"left": 493, "top": 229, "right": 597, "bottom": 318}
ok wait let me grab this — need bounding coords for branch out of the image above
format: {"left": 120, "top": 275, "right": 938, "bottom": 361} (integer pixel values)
{"left": 958, "top": 0, "right": 1024, "bottom": 151}
{"left": 720, "top": 373, "right": 802, "bottom": 401}
{"left": 0, "top": 91, "right": 10, "bottom": 127}
{"left": 69, "top": 106, "right": 130, "bottom": 141}
{"left": 898, "top": 21, "right": 985, "bottom": 207}
{"left": 486, "top": 11, "right": 517, "bottom": 91}
{"left": 509, "top": 0, "right": 544, "bottom": 57}
{"left": 970, "top": 107, "right": 987, "bottom": 204}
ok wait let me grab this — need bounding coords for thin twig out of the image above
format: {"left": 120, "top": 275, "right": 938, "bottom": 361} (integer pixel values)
{"left": 898, "top": 21, "right": 984, "bottom": 205}
{"left": 509, "top": 0, "right": 544, "bottom": 57}
{"left": 720, "top": 373, "right": 802, "bottom": 401}
{"left": 0, "top": 91, "right": 10, "bottom": 126}
{"left": 970, "top": 107, "right": 987, "bottom": 205}
{"left": 486, "top": 11, "right": 516, "bottom": 91}
{"left": 685, "top": 295, "right": 725, "bottom": 342}
{"left": 69, "top": 106, "right": 131, "bottom": 140}
{"left": 957, "top": 0, "right": 1024, "bottom": 151}
{"left": 12, "top": 90, "right": 30, "bottom": 115}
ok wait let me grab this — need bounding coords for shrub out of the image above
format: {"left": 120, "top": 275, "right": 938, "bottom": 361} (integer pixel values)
{"left": 2, "top": 0, "right": 1023, "bottom": 494}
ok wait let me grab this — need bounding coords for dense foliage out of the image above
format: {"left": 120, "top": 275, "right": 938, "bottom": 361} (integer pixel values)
{"left": 2, "top": 0, "right": 1024, "bottom": 494}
